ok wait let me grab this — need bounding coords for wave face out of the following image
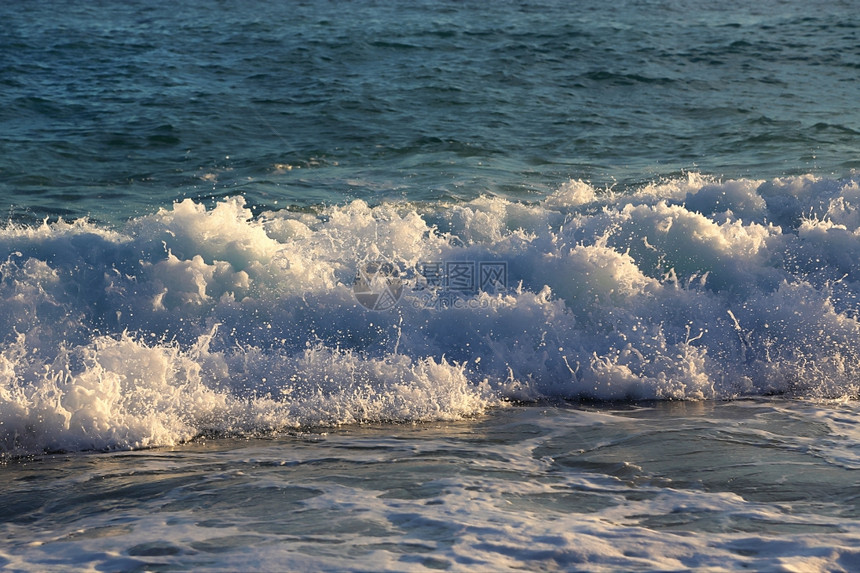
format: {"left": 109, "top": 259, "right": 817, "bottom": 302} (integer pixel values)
{"left": 3, "top": 173, "right": 860, "bottom": 454}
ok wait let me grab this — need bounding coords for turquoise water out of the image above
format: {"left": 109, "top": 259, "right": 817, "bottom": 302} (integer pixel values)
{"left": 2, "top": 0, "right": 858, "bottom": 223}
{"left": 2, "top": 1, "right": 860, "bottom": 570}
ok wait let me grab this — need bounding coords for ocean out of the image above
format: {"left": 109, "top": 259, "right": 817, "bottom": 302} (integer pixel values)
{"left": 1, "top": 0, "right": 859, "bottom": 570}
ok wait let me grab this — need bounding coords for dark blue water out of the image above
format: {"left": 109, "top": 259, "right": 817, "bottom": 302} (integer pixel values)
{"left": 2, "top": 0, "right": 858, "bottom": 223}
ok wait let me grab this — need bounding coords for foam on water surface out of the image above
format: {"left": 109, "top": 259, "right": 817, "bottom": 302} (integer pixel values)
{"left": 3, "top": 402, "right": 860, "bottom": 572}
{"left": 2, "top": 173, "right": 860, "bottom": 455}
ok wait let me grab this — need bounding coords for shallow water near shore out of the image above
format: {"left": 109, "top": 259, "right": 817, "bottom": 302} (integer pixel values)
{"left": 3, "top": 399, "right": 860, "bottom": 572}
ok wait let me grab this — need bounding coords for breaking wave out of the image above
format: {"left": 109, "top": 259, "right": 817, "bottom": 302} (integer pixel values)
{"left": 3, "top": 172, "right": 860, "bottom": 454}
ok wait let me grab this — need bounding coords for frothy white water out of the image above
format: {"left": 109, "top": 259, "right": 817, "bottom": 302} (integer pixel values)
{"left": 2, "top": 173, "right": 860, "bottom": 454}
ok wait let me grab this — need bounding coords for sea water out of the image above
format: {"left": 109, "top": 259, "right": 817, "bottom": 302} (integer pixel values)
{"left": 1, "top": 0, "right": 859, "bottom": 570}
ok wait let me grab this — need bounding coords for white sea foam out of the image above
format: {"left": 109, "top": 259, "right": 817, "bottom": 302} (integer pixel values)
{"left": 2, "top": 173, "right": 860, "bottom": 454}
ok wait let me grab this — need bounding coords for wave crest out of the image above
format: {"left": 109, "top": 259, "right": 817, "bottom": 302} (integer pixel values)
{"left": 3, "top": 172, "right": 860, "bottom": 453}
